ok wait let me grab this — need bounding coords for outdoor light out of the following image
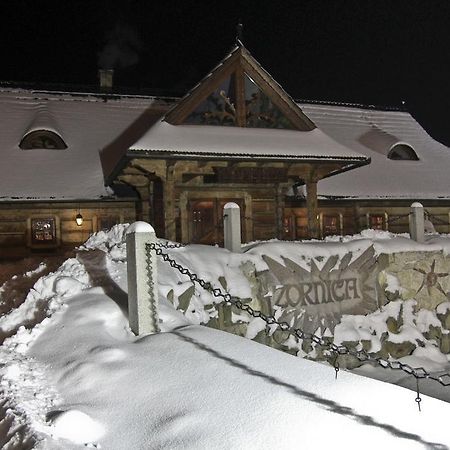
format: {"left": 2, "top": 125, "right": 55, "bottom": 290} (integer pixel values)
{"left": 75, "top": 212, "right": 83, "bottom": 226}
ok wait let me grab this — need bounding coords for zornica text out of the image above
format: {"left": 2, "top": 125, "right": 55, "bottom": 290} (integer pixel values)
{"left": 275, "top": 278, "right": 360, "bottom": 307}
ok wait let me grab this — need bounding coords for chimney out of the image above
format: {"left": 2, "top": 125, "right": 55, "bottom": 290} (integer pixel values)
{"left": 98, "top": 69, "right": 114, "bottom": 91}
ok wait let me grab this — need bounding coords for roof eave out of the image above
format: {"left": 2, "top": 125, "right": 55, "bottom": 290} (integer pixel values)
{"left": 127, "top": 148, "right": 369, "bottom": 163}
{"left": 321, "top": 155, "right": 371, "bottom": 179}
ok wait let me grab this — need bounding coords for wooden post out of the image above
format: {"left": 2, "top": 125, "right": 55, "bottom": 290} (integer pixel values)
{"left": 275, "top": 184, "right": 285, "bottom": 239}
{"left": 409, "top": 202, "right": 425, "bottom": 243}
{"left": 126, "top": 221, "right": 159, "bottom": 335}
{"left": 223, "top": 202, "right": 242, "bottom": 253}
{"left": 306, "top": 179, "right": 319, "bottom": 239}
{"left": 135, "top": 183, "right": 150, "bottom": 222}
{"left": 164, "top": 164, "right": 176, "bottom": 241}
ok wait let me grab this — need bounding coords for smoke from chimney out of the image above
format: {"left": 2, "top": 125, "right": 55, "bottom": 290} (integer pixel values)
{"left": 98, "top": 24, "right": 141, "bottom": 70}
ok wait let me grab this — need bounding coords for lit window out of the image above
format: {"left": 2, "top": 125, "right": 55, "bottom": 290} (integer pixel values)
{"left": 19, "top": 130, "right": 67, "bottom": 150}
{"left": 322, "top": 215, "right": 340, "bottom": 236}
{"left": 368, "top": 214, "right": 387, "bottom": 230}
{"left": 388, "top": 143, "right": 418, "bottom": 160}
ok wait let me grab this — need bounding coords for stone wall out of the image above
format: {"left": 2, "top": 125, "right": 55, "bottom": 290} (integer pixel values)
{"left": 164, "top": 247, "right": 450, "bottom": 363}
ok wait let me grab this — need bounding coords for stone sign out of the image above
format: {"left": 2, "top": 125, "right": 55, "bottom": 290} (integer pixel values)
{"left": 260, "top": 246, "right": 381, "bottom": 334}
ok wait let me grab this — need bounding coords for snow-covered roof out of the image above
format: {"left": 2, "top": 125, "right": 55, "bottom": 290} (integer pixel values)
{"left": 1, "top": 85, "right": 450, "bottom": 202}
{"left": 129, "top": 119, "right": 367, "bottom": 162}
{"left": 0, "top": 89, "right": 162, "bottom": 201}
{"left": 299, "top": 103, "right": 450, "bottom": 199}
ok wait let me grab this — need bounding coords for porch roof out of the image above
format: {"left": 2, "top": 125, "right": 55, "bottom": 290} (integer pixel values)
{"left": 128, "top": 119, "right": 369, "bottom": 163}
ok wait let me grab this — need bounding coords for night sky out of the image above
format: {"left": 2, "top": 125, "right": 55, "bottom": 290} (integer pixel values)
{"left": 2, "top": 1, "right": 450, "bottom": 144}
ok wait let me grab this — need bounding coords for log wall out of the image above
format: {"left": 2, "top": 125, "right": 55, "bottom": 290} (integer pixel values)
{"left": 0, "top": 200, "right": 136, "bottom": 259}
{"left": 285, "top": 200, "right": 450, "bottom": 239}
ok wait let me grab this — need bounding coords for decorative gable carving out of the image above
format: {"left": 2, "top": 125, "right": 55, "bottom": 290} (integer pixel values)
{"left": 165, "top": 44, "right": 316, "bottom": 131}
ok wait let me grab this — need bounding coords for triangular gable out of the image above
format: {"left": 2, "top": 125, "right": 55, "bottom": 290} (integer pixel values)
{"left": 164, "top": 43, "right": 316, "bottom": 131}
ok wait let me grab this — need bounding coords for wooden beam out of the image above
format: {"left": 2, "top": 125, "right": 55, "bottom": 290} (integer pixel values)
{"left": 288, "top": 162, "right": 349, "bottom": 182}
{"left": 235, "top": 66, "right": 246, "bottom": 127}
{"left": 117, "top": 174, "right": 148, "bottom": 188}
{"left": 122, "top": 166, "right": 148, "bottom": 176}
{"left": 305, "top": 166, "right": 319, "bottom": 239}
{"left": 131, "top": 159, "right": 167, "bottom": 180}
{"left": 316, "top": 163, "right": 345, "bottom": 180}
{"left": 164, "top": 164, "right": 176, "bottom": 241}
{"left": 174, "top": 160, "right": 215, "bottom": 179}
{"left": 198, "top": 160, "right": 229, "bottom": 168}
{"left": 287, "top": 163, "right": 310, "bottom": 180}
{"left": 306, "top": 180, "right": 319, "bottom": 239}
{"left": 135, "top": 185, "right": 151, "bottom": 222}
{"left": 230, "top": 161, "right": 259, "bottom": 168}
{"left": 275, "top": 184, "right": 287, "bottom": 239}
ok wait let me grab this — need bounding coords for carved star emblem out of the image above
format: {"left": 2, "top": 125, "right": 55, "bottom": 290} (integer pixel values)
{"left": 414, "top": 260, "right": 449, "bottom": 296}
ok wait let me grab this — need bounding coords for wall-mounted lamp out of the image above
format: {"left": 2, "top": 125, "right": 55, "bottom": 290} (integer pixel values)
{"left": 76, "top": 211, "right": 83, "bottom": 226}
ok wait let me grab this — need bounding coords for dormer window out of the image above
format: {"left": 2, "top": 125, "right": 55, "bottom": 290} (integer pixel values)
{"left": 19, "top": 130, "right": 67, "bottom": 150}
{"left": 388, "top": 143, "right": 418, "bottom": 160}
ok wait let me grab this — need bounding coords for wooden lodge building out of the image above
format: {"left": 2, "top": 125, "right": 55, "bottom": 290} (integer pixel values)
{"left": 1, "top": 42, "right": 450, "bottom": 257}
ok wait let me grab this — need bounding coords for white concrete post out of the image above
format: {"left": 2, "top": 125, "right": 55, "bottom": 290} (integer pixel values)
{"left": 223, "top": 202, "right": 242, "bottom": 253}
{"left": 126, "top": 221, "right": 159, "bottom": 335}
{"left": 409, "top": 202, "right": 425, "bottom": 243}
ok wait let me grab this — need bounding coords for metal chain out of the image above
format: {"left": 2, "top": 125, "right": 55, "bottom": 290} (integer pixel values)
{"left": 155, "top": 240, "right": 186, "bottom": 249}
{"left": 388, "top": 213, "right": 410, "bottom": 225}
{"left": 425, "top": 210, "right": 450, "bottom": 226}
{"left": 147, "top": 243, "right": 450, "bottom": 388}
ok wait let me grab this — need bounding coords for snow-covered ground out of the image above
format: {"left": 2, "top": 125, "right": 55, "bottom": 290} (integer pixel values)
{"left": 1, "top": 226, "right": 450, "bottom": 449}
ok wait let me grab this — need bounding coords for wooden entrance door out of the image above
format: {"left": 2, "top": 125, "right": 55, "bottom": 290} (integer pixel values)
{"left": 189, "top": 198, "right": 245, "bottom": 245}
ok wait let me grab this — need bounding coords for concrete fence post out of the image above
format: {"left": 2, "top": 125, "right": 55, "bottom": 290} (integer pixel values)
{"left": 126, "top": 221, "right": 159, "bottom": 335}
{"left": 409, "top": 202, "right": 425, "bottom": 243}
{"left": 223, "top": 202, "right": 242, "bottom": 253}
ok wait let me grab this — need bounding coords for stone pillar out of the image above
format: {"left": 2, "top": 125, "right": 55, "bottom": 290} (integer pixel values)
{"left": 223, "top": 202, "right": 242, "bottom": 253}
{"left": 126, "top": 221, "right": 159, "bottom": 335}
{"left": 306, "top": 179, "right": 319, "bottom": 239}
{"left": 409, "top": 202, "right": 425, "bottom": 243}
